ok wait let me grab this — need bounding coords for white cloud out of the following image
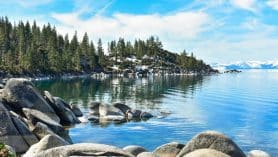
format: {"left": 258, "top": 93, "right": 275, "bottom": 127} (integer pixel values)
{"left": 267, "top": 0, "right": 278, "bottom": 10}
{"left": 52, "top": 11, "right": 211, "bottom": 47}
{"left": 230, "top": 0, "right": 257, "bottom": 12}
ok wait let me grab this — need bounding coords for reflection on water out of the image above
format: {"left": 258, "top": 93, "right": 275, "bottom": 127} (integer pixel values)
{"left": 34, "top": 71, "right": 278, "bottom": 156}
{"left": 35, "top": 76, "right": 205, "bottom": 111}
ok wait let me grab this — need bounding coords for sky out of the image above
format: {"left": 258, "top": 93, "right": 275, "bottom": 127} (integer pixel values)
{"left": 1, "top": 0, "right": 278, "bottom": 63}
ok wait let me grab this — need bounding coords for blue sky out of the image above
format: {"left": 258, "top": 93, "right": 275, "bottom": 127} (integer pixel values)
{"left": 1, "top": 0, "right": 278, "bottom": 63}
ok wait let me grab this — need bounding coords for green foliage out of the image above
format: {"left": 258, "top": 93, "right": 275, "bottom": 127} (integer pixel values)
{"left": 0, "top": 143, "right": 16, "bottom": 157}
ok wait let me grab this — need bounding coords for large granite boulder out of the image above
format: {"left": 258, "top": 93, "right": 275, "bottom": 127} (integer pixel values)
{"left": 183, "top": 149, "right": 230, "bottom": 157}
{"left": 0, "top": 102, "right": 29, "bottom": 153}
{"left": 31, "top": 122, "right": 72, "bottom": 144}
{"left": 11, "top": 115, "right": 39, "bottom": 146}
{"left": 22, "top": 108, "right": 64, "bottom": 133}
{"left": 138, "top": 152, "right": 158, "bottom": 157}
{"left": 31, "top": 122, "right": 55, "bottom": 139}
{"left": 1, "top": 78, "right": 60, "bottom": 122}
{"left": 177, "top": 131, "right": 245, "bottom": 157}
{"left": 35, "top": 143, "right": 135, "bottom": 157}
{"left": 52, "top": 97, "right": 80, "bottom": 125}
{"left": 123, "top": 145, "right": 147, "bottom": 156}
{"left": 23, "top": 134, "right": 69, "bottom": 157}
{"left": 153, "top": 142, "right": 184, "bottom": 157}
{"left": 248, "top": 150, "right": 271, "bottom": 157}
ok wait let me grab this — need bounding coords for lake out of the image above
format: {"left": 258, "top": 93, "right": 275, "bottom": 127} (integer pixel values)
{"left": 34, "top": 70, "right": 278, "bottom": 156}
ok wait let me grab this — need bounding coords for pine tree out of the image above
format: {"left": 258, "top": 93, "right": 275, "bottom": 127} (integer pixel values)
{"left": 97, "top": 38, "right": 105, "bottom": 67}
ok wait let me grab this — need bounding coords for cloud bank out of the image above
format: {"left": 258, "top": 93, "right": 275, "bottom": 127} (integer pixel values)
{"left": 52, "top": 11, "right": 210, "bottom": 44}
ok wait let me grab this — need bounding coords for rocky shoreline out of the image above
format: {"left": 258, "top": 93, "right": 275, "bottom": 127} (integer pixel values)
{"left": 0, "top": 78, "right": 271, "bottom": 157}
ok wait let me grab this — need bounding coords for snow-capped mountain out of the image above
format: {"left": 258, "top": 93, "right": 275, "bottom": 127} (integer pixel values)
{"left": 211, "top": 61, "right": 278, "bottom": 70}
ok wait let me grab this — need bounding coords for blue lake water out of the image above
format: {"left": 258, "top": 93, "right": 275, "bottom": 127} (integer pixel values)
{"left": 34, "top": 70, "right": 278, "bottom": 156}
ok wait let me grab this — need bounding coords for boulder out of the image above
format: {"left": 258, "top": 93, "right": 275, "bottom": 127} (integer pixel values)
{"left": 132, "top": 109, "right": 142, "bottom": 118}
{"left": 177, "top": 131, "right": 245, "bottom": 157}
{"left": 31, "top": 122, "right": 73, "bottom": 144}
{"left": 43, "top": 91, "right": 55, "bottom": 105}
{"left": 89, "top": 101, "right": 101, "bottom": 115}
{"left": 138, "top": 152, "right": 158, "bottom": 157}
{"left": 1, "top": 78, "right": 60, "bottom": 122}
{"left": 70, "top": 103, "right": 83, "bottom": 117}
{"left": 22, "top": 108, "right": 64, "bottom": 133}
{"left": 51, "top": 97, "right": 80, "bottom": 125}
{"left": 23, "top": 134, "right": 69, "bottom": 157}
{"left": 35, "top": 143, "right": 135, "bottom": 157}
{"left": 183, "top": 149, "right": 230, "bottom": 157}
{"left": 11, "top": 116, "right": 39, "bottom": 146}
{"left": 140, "top": 112, "right": 154, "bottom": 119}
{"left": 99, "top": 103, "right": 124, "bottom": 117}
{"left": 248, "top": 150, "right": 271, "bottom": 157}
{"left": 32, "top": 122, "right": 55, "bottom": 139}
{"left": 0, "top": 83, "right": 4, "bottom": 89}
{"left": 153, "top": 142, "right": 184, "bottom": 157}
{"left": 113, "top": 102, "right": 132, "bottom": 114}
{"left": 0, "top": 102, "right": 29, "bottom": 153}
{"left": 123, "top": 145, "right": 147, "bottom": 156}
{"left": 53, "top": 97, "right": 71, "bottom": 109}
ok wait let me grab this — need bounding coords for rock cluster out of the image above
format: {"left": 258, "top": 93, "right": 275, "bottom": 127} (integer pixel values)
{"left": 0, "top": 78, "right": 81, "bottom": 154}
{"left": 88, "top": 102, "right": 154, "bottom": 124}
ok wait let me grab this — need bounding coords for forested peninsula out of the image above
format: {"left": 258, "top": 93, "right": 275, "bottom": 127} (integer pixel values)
{"left": 0, "top": 17, "right": 217, "bottom": 77}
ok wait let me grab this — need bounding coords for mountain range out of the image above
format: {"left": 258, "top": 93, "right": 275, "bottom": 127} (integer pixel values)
{"left": 211, "top": 61, "right": 278, "bottom": 70}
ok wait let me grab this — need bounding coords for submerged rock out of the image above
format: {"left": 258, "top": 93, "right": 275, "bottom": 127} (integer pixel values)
{"left": 177, "top": 131, "right": 245, "bottom": 157}
{"left": 153, "top": 142, "right": 184, "bottom": 157}
{"left": 123, "top": 145, "right": 147, "bottom": 156}
{"left": 35, "top": 143, "right": 135, "bottom": 157}
{"left": 248, "top": 150, "right": 271, "bottom": 157}
{"left": 23, "top": 134, "right": 69, "bottom": 157}
{"left": 183, "top": 149, "right": 230, "bottom": 157}
{"left": 140, "top": 112, "right": 154, "bottom": 119}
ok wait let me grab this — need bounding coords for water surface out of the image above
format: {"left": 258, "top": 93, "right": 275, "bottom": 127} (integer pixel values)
{"left": 34, "top": 70, "right": 278, "bottom": 156}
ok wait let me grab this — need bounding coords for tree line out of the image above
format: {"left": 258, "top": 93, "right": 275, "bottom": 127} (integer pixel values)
{"left": 0, "top": 17, "right": 214, "bottom": 75}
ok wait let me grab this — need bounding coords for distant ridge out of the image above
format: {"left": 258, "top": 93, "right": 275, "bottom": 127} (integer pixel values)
{"left": 211, "top": 61, "right": 278, "bottom": 70}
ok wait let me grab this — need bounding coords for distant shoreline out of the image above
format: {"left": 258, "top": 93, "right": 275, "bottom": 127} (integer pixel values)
{"left": 0, "top": 70, "right": 218, "bottom": 82}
